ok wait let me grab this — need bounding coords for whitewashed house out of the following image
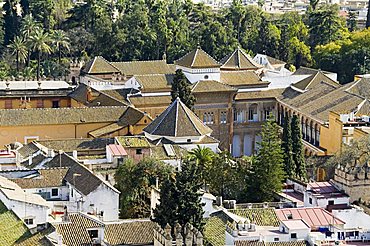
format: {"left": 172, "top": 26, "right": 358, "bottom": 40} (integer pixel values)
{"left": 0, "top": 175, "right": 49, "bottom": 231}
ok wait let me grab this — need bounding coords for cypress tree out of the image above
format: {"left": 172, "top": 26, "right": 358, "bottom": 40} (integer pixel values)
{"left": 248, "top": 115, "right": 285, "bottom": 202}
{"left": 152, "top": 159, "right": 204, "bottom": 232}
{"left": 291, "top": 115, "right": 307, "bottom": 180}
{"left": 171, "top": 69, "right": 195, "bottom": 110}
{"left": 282, "top": 116, "right": 295, "bottom": 178}
{"left": 152, "top": 175, "right": 178, "bottom": 229}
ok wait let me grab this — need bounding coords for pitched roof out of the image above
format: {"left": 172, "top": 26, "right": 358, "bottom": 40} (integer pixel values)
{"left": 220, "top": 47, "right": 262, "bottom": 70}
{"left": 221, "top": 71, "right": 268, "bottom": 88}
{"left": 144, "top": 98, "right": 212, "bottom": 137}
{"left": 0, "top": 201, "right": 31, "bottom": 246}
{"left": 134, "top": 74, "right": 174, "bottom": 92}
{"left": 17, "top": 142, "right": 41, "bottom": 158}
{"left": 175, "top": 47, "right": 220, "bottom": 68}
{"left": 129, "top": 95, "right": 171, "bottom": 108}
{"left": 0, "top": 176, "right": 48, "bottom": 207}
{"left": 82, "top": 56, "right": 121, "bottom": 74}
{"left": 53, "top": 213, "right": 104, "bottom": 246}
{"left": 0, "top": 106, "right": 127, "bottom": 126}
{"left": 37, "top": 138, "right": 115, "bottom": 153}
{"left": 45, "top": 153, "right": 118, "bottom": 196}
{"left": 236, "top": 242, "right": 310, "bottom": 246}
{"left": 345, "top": 77, "right": 370, "bottom": 99}
{"left": 204, "top": 215, "right": 227, "bottom": 246}
{"left": 266, "top": 55, "right": 286, "bottom": 66}
{"left": 111, "top": 60, "right": 175, "bottom": 76}
{"left": 104, "top": 220, "right": 155, "bottom": 245}
{"left": 292, "top": 71, "right": 339, "bottom": 91}
{"left": 235, "top": 88, "right": 285, "bottom": 101}
{"left": 11, "top": 168, "right": 69, "bottom": 189}
{"left": 191, "top": 80, "right": 237, "bottom": 93}
{"left": 15, "top": 227, "right": 54, "bottom": 246}
{"left": 275, "top": 207, "right": 345, "bottom": 228}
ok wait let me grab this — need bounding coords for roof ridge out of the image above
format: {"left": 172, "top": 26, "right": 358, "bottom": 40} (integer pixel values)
{"left": 111, "top": 59, "right": 166, "bottom": 64}
{"left": 174, "top": 99, "right": 179, "bottom": 137}
{"left": 0, "top": 105, "right": 127, "bottom": 112}
{"left": 198, "top": 47, "right": 220, "bottom": 66}
{"left": 149, "top": 99, "right": 177, "bottom": 134}
{"left": 190, "top": 48, "right": 199, "bottom": 68}
{"left": 180, "top": 100, "right": 206, "bottom": 136}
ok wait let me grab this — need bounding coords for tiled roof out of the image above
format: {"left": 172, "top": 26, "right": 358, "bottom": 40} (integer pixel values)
{"left": 111, "top": 60, "right": 175, "bottom": 76}
{"left": 15, "top": 227, "right": 54, "bottom": 246}
{"left": 204, "top": 216, "right": 227, "bottom": 246}
{"left": 293, "top": 66, "right": 334, "bottom": 76}
{"left": 21, "top": 153, "right": 48, "bottom": 168}
{"left": 228, "top": 208, "right": 280, "bottom": 227}
{"left": 45, "top": 153, "right": 119, "bottom": 196}
{"left": 144, "top": 98, "right": 212, "bottom": 137}
{"left": 221, "top": 71, "right": 267, "bottom": 88}
{"left": 101, "top": 88, "right": 138, "bottom": 105}
{"left": 220, "top": 47, "right": 262, "bottom": 70}
{"left": 129, "top": 95, "right": 171, "bottom": 107}
{"left": 266, "top": 55, "right": 286, "bottom": 66}
{"left": 192, "top": 80, "right": 237, "bottom": 93}
{"left": 235, "top": 89, "right": 285, "bottom": 100}
{"left": 37, "top": 138, "right": 115, "bottom": 153}
{"left": 82, "top": 56, "right": 121, "bottom": 74}
{"left": 53, "top": 213, "right": 104, "bottom": 246}
{"left": 12, "top": 168, "right": 69, "bottom": 189}
{"left": 279, "top": 81, "right": 366, "bottom": 122}
{"left": 17, "top": 142, "right": 41, "bottom": 158}
{"left": 104, "top": 220, "right": 155, "bottom": 245}
{"left": 69, "top": 84, "right": 130, "bottom": 107}
{"left": 292, "top": 71, "right": 339, "bottom": 91}
{"left": 345, "top": 77, "right": 370, "bottom": 99}
{"left": 175, "top": 47, "right": 220, "bottom": 68}
{"left": 235, "top": 241, "right": 264, "bottom": 246}
{"left": 236, "top": 241, "right": 309, "bottom": 246}
{"left": 0, "top": 106, "right": 127, "bottom": 126}
{"left": 88, "top": 122, "right": 125, "bottom": 138}
{"left": 150, "top": 144, "right": 188, "bottom": 160}
{"left": 135, "top": 74, "right": 174, "bottom": 92}
{"left": 275, "top": 207, "right": 344, "bottom": 228}
{"left": 116, "top": 136, "right": 151, "bottom": 148}
{"left": 0, "top": 201, "right": 31, "bottom": 245}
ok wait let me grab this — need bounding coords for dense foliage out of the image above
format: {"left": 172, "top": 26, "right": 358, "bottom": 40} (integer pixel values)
{"left": 114, "top": 158, "right": 173, "bottom": 219}
{"left": 171, "top": 69, "right": 195, "bottom": 110}
{"left": 247, "top": 115, "right": 285, "bottom": 202}
{"left": 0, "top": 0, "right": 369, "bottom": 83}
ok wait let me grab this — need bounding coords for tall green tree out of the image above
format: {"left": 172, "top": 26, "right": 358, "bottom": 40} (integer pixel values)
{"left": 188, "top": 145, "right": 214, "bottom": 179}
{"left": 115, "top": 158, "right": 173, "bottom": 219}
{"left": 51, "top": 29, "right": 70, "bottom": 63}
{"left": 21, "top": 14, "right": 41, "bottom": 66}
{"left": 282, "top": 116, "right": 295, "bottom": 178}
{"left": 247, "top": 115, "right": 285, "bottom": 202}
{"left": 153, "top": 159, "right": 204, "bottom": 232}
{"left": 28, "top": 29, "right": 52, "bottom": 80}
{"left": 171, "top": 69, "right": 195, "bottom": 110}
{"left": 308, "top": 5, "right": 347, "bottom": 48}
{"left": 291, "top": 115, "right": 307, "bottom": 180}
{"left": 8, "top": 36, "right": 27, "bottom": 72}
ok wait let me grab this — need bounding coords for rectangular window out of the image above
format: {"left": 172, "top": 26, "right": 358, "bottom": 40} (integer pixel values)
{"left": 220, "top": 111, "right": 227, "bottom": 124}
{"left": 88, "top": 229, "right": 99, "bottom": 238}
{"left": 291, "top": 233, "right": 297, "bottom": 239}
{"left": 52, "top": 100, "right": 60, "bottom": 108}
{"left": 203, "top": 113, "right": 208, "bottom": 124}
{"left": 328, "top": 200, "right": 334, "bottom": 205}
{"left": 24, "top": 218, "right": 34, "bottom": 225}
{"left": 309, "top": 198, "right": 312, "bottom": 204}
{"left": 136, "top": 149, "right": 142, "bottom": 155}
{"left": 274, "top": 238, "right": 279, "bottom": 242}
{"left": 209, "top": 113, "right": 214, "bottom": 125}
{"left": 5, "top": 99, "right": 12, "bottom": 109}
{"left": 248, "top": 109, "right": 254, "bottom": 121}
{"left": 51, "top": 188, "right": 58, "bottom": 197}
{"left": 37, "top": 99, "right": 44, "bottom": 108}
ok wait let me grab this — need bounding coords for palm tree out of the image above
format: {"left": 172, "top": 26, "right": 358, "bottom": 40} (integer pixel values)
{"left": 8, "top": 36, "right": 28, "bottom": 72}
{"left": 28, "top": 29, "right": 52, "bottom": 80}
{"left": 188, "top": 145, "right": 214, "bottom": 185}
{"left": 21, "top": 15, "right": 41, "bottom": 66}
{"left": 52, "top": 30, "right": 70, "bottom": 63}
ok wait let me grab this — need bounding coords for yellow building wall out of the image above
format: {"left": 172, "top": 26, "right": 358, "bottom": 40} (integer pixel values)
{"left": 319, "top": 112, "right": 343, "bottom": 155}
{"left": 353, "top": 128, "right": 369, "bottom": 140}
{"left": 0, "top": 122, "right": 115, "bottom": 147}
{"left": 0, "top": 98, "right": 71, "bottom": 109}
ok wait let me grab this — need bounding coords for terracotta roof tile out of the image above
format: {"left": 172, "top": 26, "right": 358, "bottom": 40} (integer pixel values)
{"left": 292, "top": 71, "right": 339, "bottom": 91}
{"left": 175, "top": 48, "right": 220, "bottom": 68}
{"left": 104, "top": 220, "right": 155, "bottom": 245}
{"left": 129, "top": 95, "right": 171, "bottom": 107}
{"left": 221, "top": 71, "right": 267, "bottom": 88}
{"left": 82, "top": 56, "right": 121, "bottom": 74}
{"left": 111, "top": 60, "right": 175, "bottom": 76}
{"left": 192, "top": 80, "right": 237, "bottom": 93}
{"left": 144, "top": 98, "right": 212, "bottom": 137}
{"left": 11, "top": 168, "right": 69, "bottom": 189}
{"left": 135, "top": 74, "right": 174, "bottom": 92}
{"left": 220, "top": 48, "right": 262, "bottom": 70}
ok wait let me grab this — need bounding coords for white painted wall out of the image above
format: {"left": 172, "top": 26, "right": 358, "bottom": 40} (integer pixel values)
{"left": 24, "top": 186, "right": 69, "bottom": 201}
{"left": 304, "top": 192, "right": 350, "bottom": 208}
{"left": 176, "top": 66, "right": 221, "bottom": 83}
{"left": 0, "top": 191, "right": 48, "bottom": 229}
{"left": 232, "top": 135, "right": 241, "bottom": 157}
{"left": 243, "top": 135, "right": 252, "bottom": 156}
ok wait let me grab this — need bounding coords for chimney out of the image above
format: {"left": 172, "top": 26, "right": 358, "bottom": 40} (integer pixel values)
{"left": 28, "top": 155, "right": 33, "bottom": 166}
{"left": 87, "top": 87, "right": 93, "bottom": 102}
{"left": 72, "top": 150, "right": 78, "bottom": 159}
